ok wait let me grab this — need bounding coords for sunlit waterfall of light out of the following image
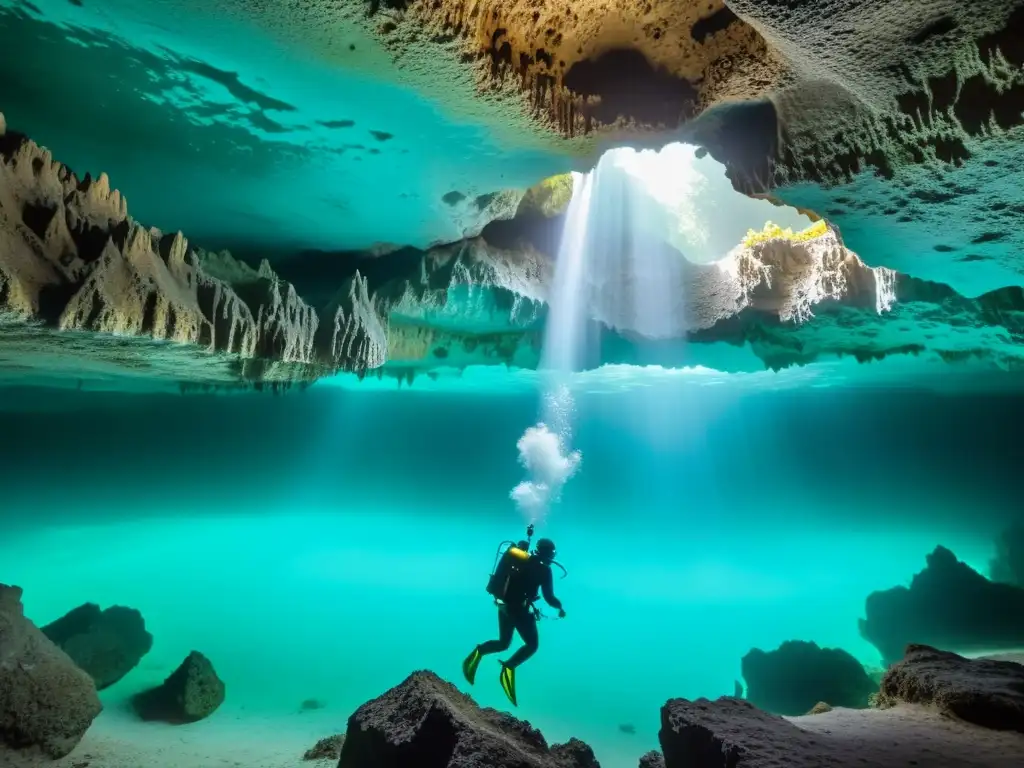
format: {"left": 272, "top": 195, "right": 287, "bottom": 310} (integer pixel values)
{"left": 511, "top": 149, "right": 701, "bottom": 525}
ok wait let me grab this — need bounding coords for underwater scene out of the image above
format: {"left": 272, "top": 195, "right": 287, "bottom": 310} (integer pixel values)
{"left": 2, "top": 2, "right": 1024, "bottom": 768}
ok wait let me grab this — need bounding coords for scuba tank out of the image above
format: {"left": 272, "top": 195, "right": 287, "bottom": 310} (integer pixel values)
{"left": 486, "top": 524, "right": 567, "bottom": 603}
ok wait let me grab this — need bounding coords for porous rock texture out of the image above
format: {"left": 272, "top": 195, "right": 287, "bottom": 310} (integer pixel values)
{"left": 368, "top": 0, "right": 784, "bottom": 140}
{"left": 4, "top": 119, "right": 1024, "bottom": 387}
{"left": 741, "top": 640, "right": 876, "bottom": 716}
{"left": 303, "top": 734, "right": 345, "bottom": 761}
{"left": 338, "top": 670, "right": 600, "bottom": 768}
{"left": 41, "top": 602, "right": 153, "bottom": 690}
{"left": 859, "top": 545, "right": 1024, "bottom": 665}
{"left": 658, "top": 689, "right": 1024, "bottom": 768}
{"left": 0, "top": 584, "right": 102, "bottom": 759}
{"left": 0, "top": 121, "right": 542, "bottom": 387}
{"left": 878, "top": 645, "right": 1024, "bottom": 732}
{"left": 365, "top": 1, "right": 1024, "bottom": 294}
{"left": 638, "top": 750, "right": 666, "bottom": 768}
{"left": 990, "top": 523, "right": 1024, "bottom": 587}
{"left": 132, "top": 651, "right": 225, "bottom": 724}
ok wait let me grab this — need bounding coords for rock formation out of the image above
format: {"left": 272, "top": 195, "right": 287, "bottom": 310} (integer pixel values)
{"left": 303, "top": 734, "right": 345, "bottom": 761}
{"left": 132, "top": 651, "right": 225, "bottom": 724}
{"left": 659, "top": 643, "right": 1024, "bottom": 767}
{"left": 357, "top": 1, "right": 1024, "bottom": 295}
{"left": 990, "top": 523, "right": 1024, "bottom": 587}
{"left": 741, "top": 640, "right": 877, "bottom": 715}
{"left": 878, "top": 645, "right": 1024, "bottom": 732}
{"left": 41, "top": 602, "right": 153, "bottom": 690}
{"left": 859, "top": 545, "right": 1024, "bottom": 665}
{"left": 3, "top": 118, "right": 1023, "bottom": 387}
{"left": 638, "top": 750, "right": 666, "bottom": 768}
{"left": 0, "top": 584, "right": 102, "bottom": 759}
{"left": 338, "top": 670, "right": 599, "bottom": 768}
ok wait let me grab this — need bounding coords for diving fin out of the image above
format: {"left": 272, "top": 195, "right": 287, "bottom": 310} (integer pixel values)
{"left": 499, "top": 663, "right": 518, "bottom": 707}
{"left": 462, "top": 647, "right": 482, "bottom": 686}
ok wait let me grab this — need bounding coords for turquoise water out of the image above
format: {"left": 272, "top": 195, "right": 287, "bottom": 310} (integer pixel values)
{"left": 1, "top": 377, "right": 1018, "bottom": 766}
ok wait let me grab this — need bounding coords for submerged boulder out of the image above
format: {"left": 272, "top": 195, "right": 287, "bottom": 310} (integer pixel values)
{"left": 638, "top": 751, "right": 665, "bottom": 768}
{"left": 338, "top": 670, "right": 599, "bottom": 767}
{"left": 133, "top": 651, "right": 225, "bottom": 724}
{"left": 879, "top": 644, "right": 1024, "bottom": 732}
{"left": 0, "top": 584, "right": 102, "bottom": 759}
{"left": 859, "top": 545, "right": 1024, "bottom": 664}
{"left": 658, "top": 644, "right": 1024, "bottom": 768}
{"left": 42, "top": 602, "right": 153, "bottom": 689}
{"left": 990, "top": 524, "right": 1024, "bottom": 588}
{"left": 741, "top": 639, "right": 876, "bottom": 715}
{"left": 660, "top": 697, "right": 824, "bottom": 768}
{"left": 303, "top": 734, "right": 345, "bottom": 760}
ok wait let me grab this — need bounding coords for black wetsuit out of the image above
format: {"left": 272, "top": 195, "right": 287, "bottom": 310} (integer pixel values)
{"left": 476, "top": 557, "right": 562, "bottom": 669}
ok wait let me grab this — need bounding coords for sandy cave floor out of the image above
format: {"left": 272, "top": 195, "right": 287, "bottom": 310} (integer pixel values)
{"left": 4, "top": 700, "right": 1022, "bottom": 768}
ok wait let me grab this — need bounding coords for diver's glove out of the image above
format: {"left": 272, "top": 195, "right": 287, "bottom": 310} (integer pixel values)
{"left": 558, "top": 609, "right": 566, "bottom": 619}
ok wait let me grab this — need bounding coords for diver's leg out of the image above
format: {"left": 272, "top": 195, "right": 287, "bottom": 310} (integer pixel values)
{"left": 465, "top": 606, "right": 514, "bottom": 684}
{"left": 476, "top": 605, "right": 514, "bottom": 655}
{"left": 504, "top": 610, "right": 539, "bottom": 669}
{"left": 497, "top": 609, "right": 537, "bottom": 706}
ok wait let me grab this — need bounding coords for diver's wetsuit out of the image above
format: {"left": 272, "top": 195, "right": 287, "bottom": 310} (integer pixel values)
{"left": 476, "top": 557, "right": 562, "bottom": 669}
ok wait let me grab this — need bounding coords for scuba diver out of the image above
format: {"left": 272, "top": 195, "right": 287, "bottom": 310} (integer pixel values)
{"left": 462, "top": 527, "right": 566, "bottom": 707}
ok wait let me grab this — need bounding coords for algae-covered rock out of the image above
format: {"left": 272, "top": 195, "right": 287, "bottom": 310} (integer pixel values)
{"left": 42, "top": 602, "right": 153, "bottom": 690}
{"left": 133, "top": 651, "right": 225, "bottom": 723}
{"left": 0, "top": 584, "right": 102, "bottom": 759}
{"left": 517, "top": 173, "right": 574, "bottom": 218}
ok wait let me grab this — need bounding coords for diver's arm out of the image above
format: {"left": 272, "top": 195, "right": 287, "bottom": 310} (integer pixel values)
{"left": 541, "top": 567, "right": 564, "bottom": 611}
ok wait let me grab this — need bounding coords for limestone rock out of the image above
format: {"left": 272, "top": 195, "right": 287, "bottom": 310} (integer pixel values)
{"left": 132, "top": 651, "right": 225, "bottom": 724}
{"left": 806, "top": 702, "right": 832, "bottom": 715}
{"left": 638, "top": 750, "right": 665, "bottom": 768}
{"left": 879, "top": 645, "right": 1024, "bottom": 732}
{"left": 0, "top": 584, "right": 102, "bottom": 759}
{"left": 0, "top": 128, "right": 327, "bottom": 386}
{"left": 859, "top": 545, "right": 1024, "bottom": 664}
{"left": 517, "top": 174, "right": 575, "bottom": 218}
{"left": 741, "top": 640, "right": 876, "bottom": 715}
{"left": 303, "top": 734, "right": 345, "bottom": 760}
{"left": 42, "top": 602, "right": 153, "bottom": 690}
{"left": 338, "top": 670, "right": 599, "bottom": 767}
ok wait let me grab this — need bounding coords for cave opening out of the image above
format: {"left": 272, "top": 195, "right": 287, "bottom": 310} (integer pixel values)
{"left": 562, "top": 48, "right": 697, "bottom": 128}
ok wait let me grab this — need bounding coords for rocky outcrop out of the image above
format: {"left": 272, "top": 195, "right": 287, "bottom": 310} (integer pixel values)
{"left": 364, "top": 1, "right": 1024, "bottom": 296}
{"left": 658, "top": 686, "right": 1024, "bottom": 768}
{"left": 338, "top": 670, "right": 599, "bottom": 768}
{"left": 4, "top": 118, "right": 1023, "bottom": 386}
{"left": 741, "top": 640, "right": 877, "bottom": 716}
{"left": 0, "top": 119, "right": 329, "bottom": 385}
{"left": 368, "top": 1, "right": 784, "bottom": 139}
{"left": 132, "top": 651, "right": 225, "bottom": 724}
{"left": 878, "top": 645, "right": 1024, "bottom": 732}
{"left": 660, "top": 643, "right": 1024, "bottom": 767}
{"left": 859, "top": 546, "right": 1024, "bottom": 665}
{"left": 303, "top": 734, "right": 345, "bottom": 761}
{"left": 638, "top": 750, "right": 665, "bottom": 768}
{"left": 518, "top": 175, "right": 575, "bottom": 219}
{"left": 0, "top": 584, "right": 102, "bottom": 759}
{"left": 41, "top": 602, "right": 153, "bottom": 690}
{"left": 991, "top": 523, "right": 1024, "bottom": 587}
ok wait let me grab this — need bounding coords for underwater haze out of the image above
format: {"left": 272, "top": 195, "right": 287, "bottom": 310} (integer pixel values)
{"left": 1, "top": 378, "right": 1020, "bottom": 766}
